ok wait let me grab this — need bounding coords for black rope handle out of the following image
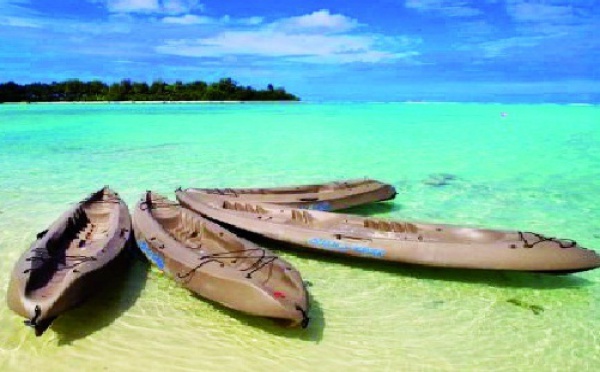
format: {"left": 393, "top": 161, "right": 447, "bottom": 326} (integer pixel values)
{"left": 24, "top": 247, "right": 97, "bottom": 273}
{"left": 295, "top": 305, "right": 310, "bottom": 329}
{"left": 203, "top": 248, "right": 280, "bottom": 278}
{"left": 87, "top": 200, "right": 121, "bottom": 204}
{"left": 36, "top": 229, "right": 49, "bottom": 239}
{"left": 24, "top": 305, "right": 42, "bottom": 328}
{"left": 519, "top": 231, "right": 577, "bottom": 249}
{"left": 176, "top": 248, "right": 281, "bottom": 282}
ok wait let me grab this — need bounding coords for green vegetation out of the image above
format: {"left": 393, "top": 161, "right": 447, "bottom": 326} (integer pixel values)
{"left": 0, "top": 78, "right": 299, "bottom": 103}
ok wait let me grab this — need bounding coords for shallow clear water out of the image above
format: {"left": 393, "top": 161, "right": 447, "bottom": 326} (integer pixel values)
{"left": 1, "top": 102, "right": 599, "bottom": 371}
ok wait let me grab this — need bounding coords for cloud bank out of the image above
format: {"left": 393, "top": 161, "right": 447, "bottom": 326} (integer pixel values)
{"left": 157, "top": 10, "right": 419, "bottom": 64}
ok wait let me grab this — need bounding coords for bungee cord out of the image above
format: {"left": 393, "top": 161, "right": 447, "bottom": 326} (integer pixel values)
{"left": 176, "top": 248, "right": 280, "bottom": 281}
{"left": 518, "top": 231, "right": 577, "bottom": 249}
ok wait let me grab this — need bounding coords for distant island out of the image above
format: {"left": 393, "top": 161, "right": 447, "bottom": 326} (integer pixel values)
{"left": 0, "top": 78, "right": 300, "bottom": 103}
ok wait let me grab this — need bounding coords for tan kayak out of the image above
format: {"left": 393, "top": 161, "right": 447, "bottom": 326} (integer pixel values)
{"left": 176, "top": 192, "right": 600, "bottom": 274}
{"left": 7, "top": 187, "right": 132, "bottom": 336}
{"left": 132, "top": 192, "right": 310, "bottom": 327}
{"left": 181, "top": 178, "right": 397, "bottom": 211}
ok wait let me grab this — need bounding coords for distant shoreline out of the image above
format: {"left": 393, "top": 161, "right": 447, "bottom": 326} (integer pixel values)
{"left": 2, "top": 100, "right": 304, "bottom": 104}
{"left": 0, "top": 78, "right": 300, "bottom": 103}
{"left": 0, "top": 100, "right": 596, "bottom": 106}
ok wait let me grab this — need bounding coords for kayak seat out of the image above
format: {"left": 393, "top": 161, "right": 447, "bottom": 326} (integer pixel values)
{"left": 291, "top": 210, "right": 313, "bottom": 225}
{"left": 364, "top": 219, "right": 417, "bottom": 233}
{"left": 223, "top": 200, "right": 266, "bottom": 215}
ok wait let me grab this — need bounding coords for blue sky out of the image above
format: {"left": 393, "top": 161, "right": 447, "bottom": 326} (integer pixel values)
{"left": 0, "top": 0, "right": 598, "bottom": 101}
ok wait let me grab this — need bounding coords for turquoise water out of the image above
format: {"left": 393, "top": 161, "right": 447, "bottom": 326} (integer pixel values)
{"left": 1, "top": 102, "right": 599, "bottom": 371}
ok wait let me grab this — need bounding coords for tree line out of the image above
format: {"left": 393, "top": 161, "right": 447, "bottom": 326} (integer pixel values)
{"left": 0, "top": 78, "right": 299, "bottom": 103}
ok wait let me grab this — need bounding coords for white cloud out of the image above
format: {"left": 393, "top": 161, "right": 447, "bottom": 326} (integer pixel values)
{"left": 99, "top": 0, "right": 201, "bottom": 14}
{"left": 106, "top": 0, "right": 159, "bottom": 13}
{"left": 405, "top": 0, "right": 481, "bottom": 17}
{"left": 162, "top": 0, "right": 202, "bottom": 15}
{"left": 157, "top": 21, "right": 418, "bottom": 64}
{"left": 0, "top": 15, "right": 42, "bottom": 28}
{"left": 479, "top": 36, "right": 542, "bottom": 57}
{"left": 162, "top": 14, "right": 213, "bottom": 24}
{"left": 292, "top": 50, "right": 420, "bottom": 64}
{"left": 271, "top": 9, "right": 359, "bottom": 34}
{"left": 1, "top": 4, "right": 417, "bottom": 66}
{"left": 161, "top": 14, "right": 263, "bottom": 26}
{"left": 0, "top": 0, "right": 31, "bottom": 8}
{"left": 239, "top": 16, "right": 263, "bottom": 26}
{"left": 156, "top": 10, "right": 416, "bottom": 64}
{"left": 504, "top": 1, "right": 599, "bottom": 38}
{"left": 465, "top": 1, "right": 599, "bottom": 60}
{"left": 158, "top": 31, "right": 372, "bottom": 57}
{"left": 162, "top": 10, "right": 358, "bottom": 33}
{"left": 0, "top": 0, "right": 40, "bottom": 19}
{"left": 69, "top": 14, "right": 135, "bottom": 34}
{"left": 507, "top": 1, "right": 574, "bottom": 23}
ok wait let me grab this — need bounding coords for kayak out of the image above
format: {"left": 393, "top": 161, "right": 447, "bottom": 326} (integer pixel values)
{"left": 181, "top": 178, "right": 396, "bottom": 211}
{"left": 133, "top": 192, "right": 310, "bottom": 327}
{"left": 7, "top": 187, "right": 132, "bottom": 336}
{"left": 176, "top": 191, "right": 600, "bottom": 274}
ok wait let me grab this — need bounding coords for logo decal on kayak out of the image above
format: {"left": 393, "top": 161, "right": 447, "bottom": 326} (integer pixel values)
{"left": 307, "top": 238, "right": 385, "bottom": 258}
{"left": 299, "top": 202, "right": 331, "bottom": 211}
{"left": 137, "top": 240, "right": 165, "bottom": 270}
